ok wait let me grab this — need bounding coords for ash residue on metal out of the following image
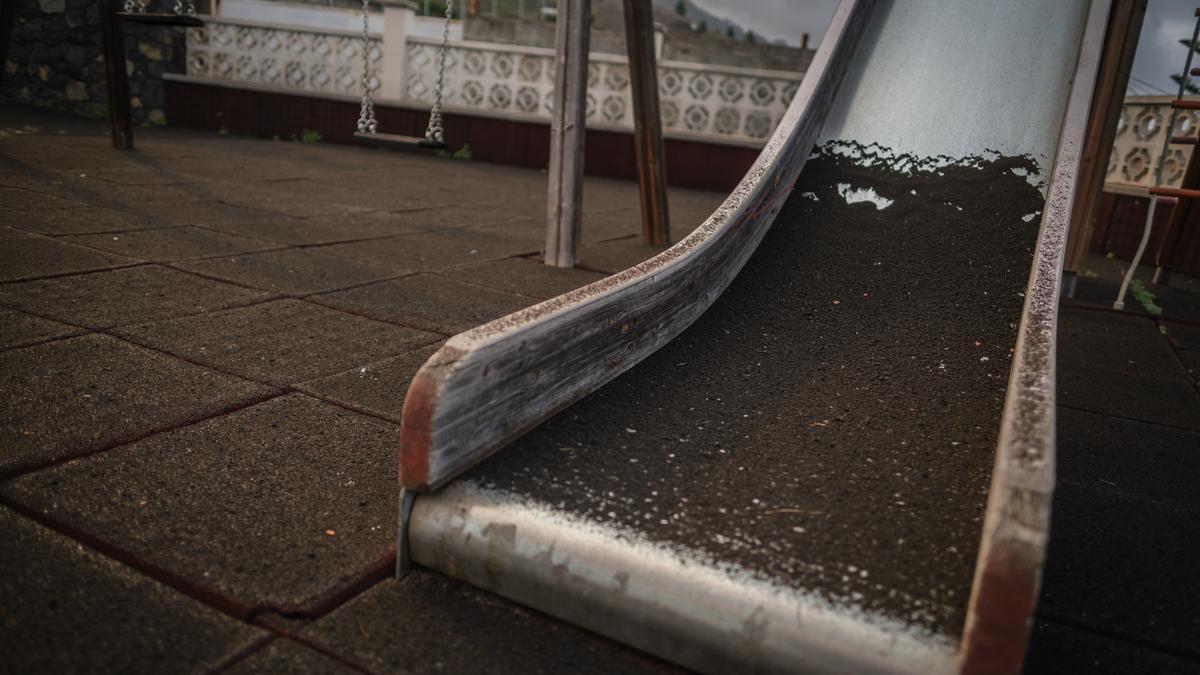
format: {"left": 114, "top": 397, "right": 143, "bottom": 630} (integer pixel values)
{"left": 465, "top": 145, "right": 1044, "bottom": 638}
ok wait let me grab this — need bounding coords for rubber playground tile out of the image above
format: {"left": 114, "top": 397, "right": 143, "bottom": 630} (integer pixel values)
{"left": 1162, "top": 320, "right": 1200, "bottom": 351}
{"left": 175, "top": 247, "right": 401, "bottom": 295}
{"left": 317, "top": 274, "right": 532, "bottom": 335}
{"left": 226, "top": 639, "right": 360, "bottom": 675}
{"left": 0, "top": 508, "right": 266, "bottom": 674}
{"left": 197, "top": 212, "right": 398, "bottom": 246}
{"left": 427, "top": 223, "right": 546, "bottom": 254}
{"left": 1057, "top": 407, "right": 1200, "bottom": 510}
{"left": 1178, "top": 350, "right": 1200, "bottom": 384}
{"left": 213, "top": 180, "right": 389, "bottom": 219}
{"left": 0, "top": 265, "right": 273, "bottom": 330}
{"left": 575, "top": 208, "right": 644, "bottom": 244}
{"left": 115, "top": 299, "right": 438, "bottom": 387}
{"left": 1038, "top": 484, "right": 1200, "bottom": 658}
{"left": 72, "top": 184, "right": 208, "bottom": 211}
{"left": 63, "top": 226, "right": 278, "bottom": 262}
{"left": 302, "top": 571, "right": 683, "bottom": 675}
{"left": 1057, "top": 364, "right": 1200, "bottom": 431}
{"left": 0, "top": 186, "right": 82, "bottom": 210}
{"left": 1057, "top": 306, "right": 1162, "bottom": 343}
{"left": 2, "top": 394, "right": 398, "bottom": 614}
{"left": 1025, "top": 619, "right": 1200, "bottom": 675}
{"left": 0, "top": 236, "right": 135, "bottom": 281}
{"left": 451, "top": 257, "right": 608, "bottom": 299}
{"left": 356, "top": 203, "right": 535, "bottom": 231}
{"left": 1070, "top": 278, "right": 1200, "bottom": 322}
{"left": 317, "top": 231, "right": 529, "bottom": 273}
{"left": 226, "top": 178, "right": 447, "bottom": 217}
{"left": 574, "top": 237, "right": 672, "bottom": 274}
{"left": 0, "top": 308, "right": 82, "bottom": 350}
{"left": 462, "top": 217, "right": 553, "bottom": 247}
{"left": 297, "top": 342, "right": 442, "bottom": 422}
{"left": 0, "top": 205, "right": 161, "bottom": 235}
{"left": 1057, "top": 312, "right": 1187, "bottom": 381}
{"left": 0, "top": 334, "right": 274, "bottom": 476}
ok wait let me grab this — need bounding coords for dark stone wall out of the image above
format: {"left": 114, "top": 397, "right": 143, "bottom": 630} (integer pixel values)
{"left": 1, "top": 0, "right": 192, "bottom": 125}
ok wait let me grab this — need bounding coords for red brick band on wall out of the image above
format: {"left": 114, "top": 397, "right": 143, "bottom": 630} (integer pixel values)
{"left": 164, "top": 79, "right": 758, "bottom": 193}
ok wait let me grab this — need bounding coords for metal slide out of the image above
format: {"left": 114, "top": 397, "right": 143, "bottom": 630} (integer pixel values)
{"left": 397, "top": 1, "right": 1108, "bottom": 673}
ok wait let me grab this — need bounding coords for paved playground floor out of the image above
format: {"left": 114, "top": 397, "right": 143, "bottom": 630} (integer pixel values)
{"left": 1, "top": 102, "right": 1198, "bottom": 673}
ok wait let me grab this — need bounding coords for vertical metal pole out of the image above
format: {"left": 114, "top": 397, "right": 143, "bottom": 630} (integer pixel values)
{"left": 1063, "top": 0, "right": 1146, "bottom": 295}
{"left": 0, "top": 0, "right": 14, "bottom": 93}
{"left": 100, "top": 0, "right": 133, "bottom": 150}
{"left": 545, "top": 0, "right": 590, "bottom": 268}
{"left": 623, "top": 0, "right": 669, "bottom": 246}
{"left": 1115, "top": 8, "right": 1200, "bottom": 309}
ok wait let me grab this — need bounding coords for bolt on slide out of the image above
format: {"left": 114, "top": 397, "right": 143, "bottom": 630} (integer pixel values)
{"left": 394, "top": 1, "right": 1108, "bottom": 673}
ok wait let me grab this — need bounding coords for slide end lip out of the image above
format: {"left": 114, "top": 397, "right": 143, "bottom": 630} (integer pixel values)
{"left": 398, "top": 371, "right": 437, "bottom": 492}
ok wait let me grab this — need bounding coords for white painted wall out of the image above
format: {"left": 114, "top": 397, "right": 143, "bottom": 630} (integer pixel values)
{"left": 820, "top": 0, "right": 1092, "bottom": 164}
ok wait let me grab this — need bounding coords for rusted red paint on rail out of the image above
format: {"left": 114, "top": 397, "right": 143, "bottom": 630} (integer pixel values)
{"left": 398, "top": 373, "right": 436, "bottom": 491}
{"left": 960, "top": 549, "right": 1039, "bottom": 675}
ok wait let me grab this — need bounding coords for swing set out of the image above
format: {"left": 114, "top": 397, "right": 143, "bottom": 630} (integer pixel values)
{"left": 346, "top": 0, "right": 671, "bottom": 266}
{"left": 100, "top": 0, "right": 670, "bottom": 267}
{"left": 352, "top": 0, "right": 452, "bottom": 151}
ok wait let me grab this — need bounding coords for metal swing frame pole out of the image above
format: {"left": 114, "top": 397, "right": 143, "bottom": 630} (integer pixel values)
{"left": 101, "top": 0, "right": 134, "bottom": 150}
{"left": 545, "top": 0, "right": 591, "bottom": 268}
{"left": 623, "top": 0, "right": 670, "bottom": 246}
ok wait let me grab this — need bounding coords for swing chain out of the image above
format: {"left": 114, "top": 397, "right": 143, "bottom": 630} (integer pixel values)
{"left": 173, "top": 0, "right": 197, "bottom": 16}
{"left": 125, "top": 0, "right": 148, "bottom": 13}
{"left": 424, "top": 0, "right": 453, "bottom": 145}
{"left": 356, "top": 0, "right": 378, "bottom": 134}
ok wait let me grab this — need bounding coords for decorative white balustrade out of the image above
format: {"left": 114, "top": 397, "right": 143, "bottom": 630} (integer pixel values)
{"left": 1107, "top": 96, "right": 1198, "bottom": 192}
{"left": 404, "top": 36, "right": 798, "bottom": 141}
{"left": 184, "top": 12, "right": 802, "bottom": 145}
{"left": 186, "top": 17, "right": 381, "bottom": 98}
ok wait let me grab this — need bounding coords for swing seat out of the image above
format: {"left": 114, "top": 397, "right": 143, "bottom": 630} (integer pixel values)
{"left": 353, "top": 131, "right": 448, "bottom": 152}
{"left": 117, "top": 12, "right": 204, "bottom": 27}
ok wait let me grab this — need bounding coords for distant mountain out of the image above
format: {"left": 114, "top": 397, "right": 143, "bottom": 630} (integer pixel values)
{"left": 650, "top": 0, "right": 752, "bottom": 42}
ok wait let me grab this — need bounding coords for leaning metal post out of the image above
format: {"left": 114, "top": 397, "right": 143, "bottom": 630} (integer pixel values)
{"left": 100, "top": 0, "right": 134, "bottom": 150}
{"left": 623, "top": 0, "right": 671, "bottom": 246}
{"left": 544, "top": 0, "right": 591, "bottom": 268}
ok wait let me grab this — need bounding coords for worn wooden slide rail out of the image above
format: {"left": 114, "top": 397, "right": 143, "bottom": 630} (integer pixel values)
{"left": 398, "top": 0, "right": 877, "bottom": 492}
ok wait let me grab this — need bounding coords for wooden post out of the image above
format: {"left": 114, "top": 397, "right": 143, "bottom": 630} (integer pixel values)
{"left": 545, "top": 0, "right": 590, "bottom": 268}
{"left": 623, "top": 0, "right": 670, "bottom": 246}
{"left": 1064, "top": 0, "right": 1146, "bottom": 280}
{"left": 100, "top": 0, "right": 134, "bottom": 150}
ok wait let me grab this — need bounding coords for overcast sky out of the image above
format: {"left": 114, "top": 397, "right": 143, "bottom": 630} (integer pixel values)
{"left": 1130, "top": 0, "right": 1200, "bottom": 95}
{"left": 693, "top": 0, "right": 1198, "bottom": 95}
{"left": 691, "top": 0, "right": 840, "bottom": 48}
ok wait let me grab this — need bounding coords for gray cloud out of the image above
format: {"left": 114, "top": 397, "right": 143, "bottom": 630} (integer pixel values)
{"left": 690, "top": 0, "right": 840, "bottom": 47}
{"left": 1130, "top": 0, "right": 1199, "bottom": 95}
{"left": 690, "top": 0, "right": 1200, "bottom": 96}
